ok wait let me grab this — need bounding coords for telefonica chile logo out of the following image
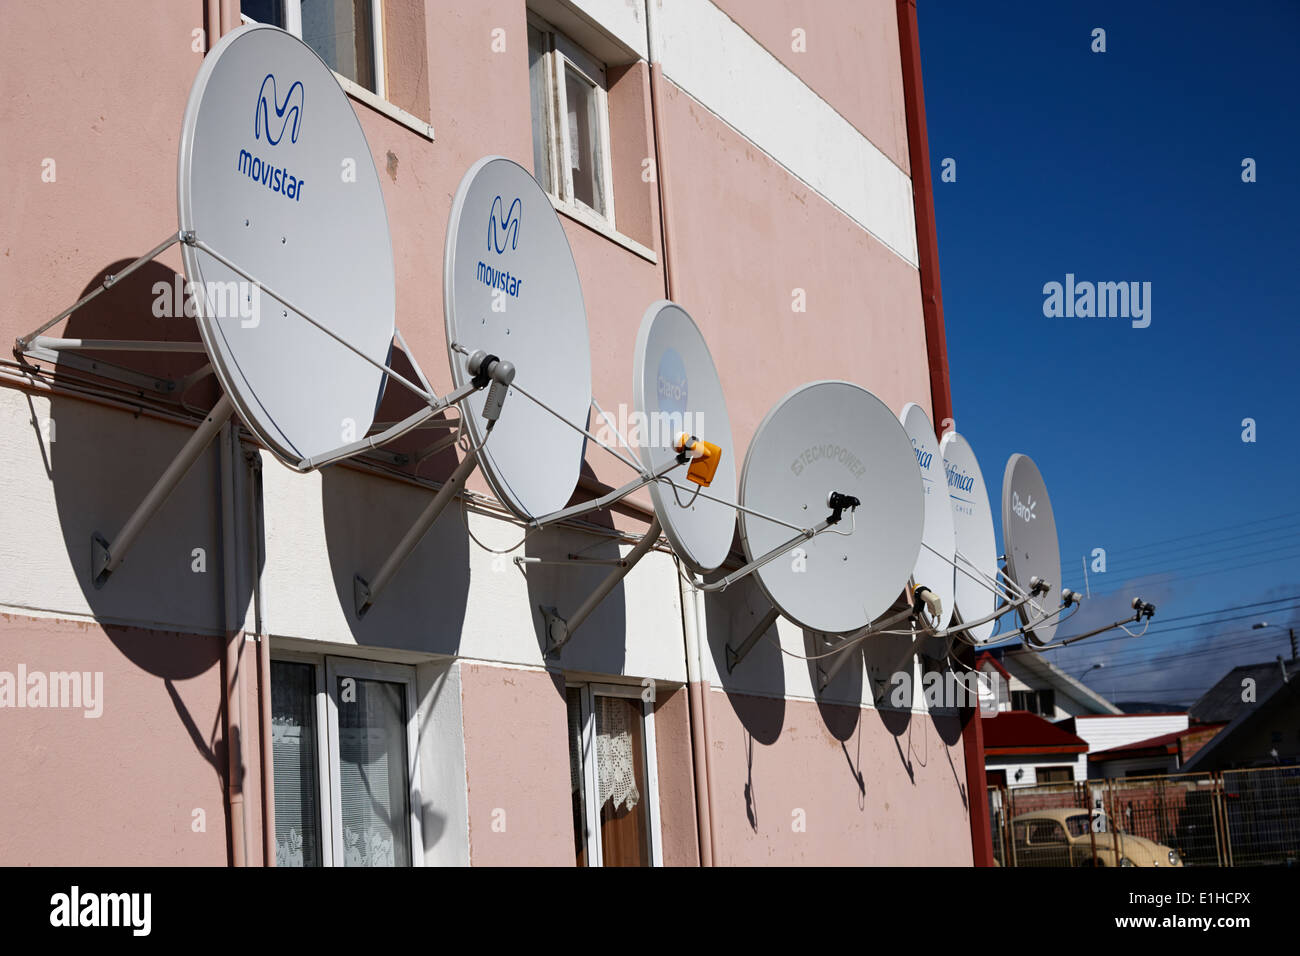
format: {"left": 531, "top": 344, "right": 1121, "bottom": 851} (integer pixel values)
{"left": 254, "top": 73, "right": 304, "bottom": 145}
{"left": 1012, "top": 490, "right": 1036, "bottom": 523}
{"left": 946, "top": 463, "right": 974, "bottom": 492}
{"left": 911, "top": 438, "right": 934, "bottom": 472}
{"left": 477, "top": 195, "right": 525, "bottom": 298}
{"left": 236, "top": 73, "right": 307, "bottom": 202}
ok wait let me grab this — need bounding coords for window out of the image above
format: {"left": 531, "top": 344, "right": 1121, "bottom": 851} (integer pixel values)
{"left": 271, "top": 655, "right": 422, "bottom": 866}
{"left": 527, "top": 15, "right": 615, "bottom": 225}
{"left": 1011, "top": 688, "right": 1056, "bottom": 718}
{"left": 1035, "top": 766, "right": 1073, "bottom": 784}
{"left": 566, "top": 683, "right": 663, "bottom": 866}
{"left": 241, "top": 0, "right": 385, "bottom": 96}
{"left": 1023, "top": 821, "right": 1067, "bottom": 845}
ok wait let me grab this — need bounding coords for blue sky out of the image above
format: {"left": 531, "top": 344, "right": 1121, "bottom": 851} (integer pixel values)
{"left": 918, "top": 1, "right": 1300, "bottom": 705}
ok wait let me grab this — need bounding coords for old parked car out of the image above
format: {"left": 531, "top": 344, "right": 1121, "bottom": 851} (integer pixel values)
{"left": 1010, "top": 808, "right": 1184, "bottom": 867}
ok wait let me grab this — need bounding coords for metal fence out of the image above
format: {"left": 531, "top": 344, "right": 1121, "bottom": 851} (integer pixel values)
{"left": 988, "top": 767, "right": 1300, "bottom": 867}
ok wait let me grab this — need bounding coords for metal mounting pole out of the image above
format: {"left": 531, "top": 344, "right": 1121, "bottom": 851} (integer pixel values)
{"left": 697, "top": 519, "right": 829, "bottom": 594}
{"left": 91, "top": 393, "right": 235, "bottom": 588}
{"left": 541, "top": 517, "right": 663, "bottom": 652}
{"left": 725, "top": 605, "right": 780, "bottom": 673}
{"left": 15, "top": 231, "right": 183, "bottom": 350}
{"left": 817, "top": 632, "right": 866, "bottom": 690}
{"left": 354, "top": 447, "right": 481, "bottom": 617}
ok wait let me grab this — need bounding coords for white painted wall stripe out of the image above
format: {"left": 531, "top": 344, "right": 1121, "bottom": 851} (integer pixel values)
{"left": 653, "top": 0, "right": 919, "bottom": 267}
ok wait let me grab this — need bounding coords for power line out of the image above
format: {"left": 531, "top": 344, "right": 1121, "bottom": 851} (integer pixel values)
{"left": 1086, "top": 541, "right": 1300, "bottom": 581}
{"left": 1096, "top": 526, "right": 1300, "bottom": 575}
{"left": 1086, "top": 549, "right": 1300, "bottom": 597}
{"left": 1083, "top": 509, "right": 1300, "bottom": 559}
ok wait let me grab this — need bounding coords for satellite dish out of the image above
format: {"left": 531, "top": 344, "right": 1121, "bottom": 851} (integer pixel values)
{"left": 178, "top": 24, "right": 395, "bottom": 464}
{"left": 939, "top": 431, "right": 998, "bottom": 642}
{"left": 1002, "top": 453, "right": 1062, "bottom": 644}
{"left": 444, "top": 156, "right": 591, "bottom": 521}
{"left": 632, "top": 301, "right": 737, "bottom": 574}
{"left": 899, "top": 403, "right": 955, "bottom": 631}
{"left": 737, "top": 381, "right": 923, "bottom": 635}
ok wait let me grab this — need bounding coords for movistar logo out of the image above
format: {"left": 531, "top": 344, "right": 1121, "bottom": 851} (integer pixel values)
{"left": 237, "top": 73, "right": 306, "bottom": 201}
{"left": 488, "top": 196, "right": 521, "bottom": 254}
{"left": 254, "top": 74, "right": 304, "bottom": 145}
{"left": 1012, "top": 490, "right": 1036, "bottom": 522}
{"left": 946, "top": 463, "right": 974, "bottom": 492}
{"left": 911, "top": 438, "right": 933, "bottom": 471}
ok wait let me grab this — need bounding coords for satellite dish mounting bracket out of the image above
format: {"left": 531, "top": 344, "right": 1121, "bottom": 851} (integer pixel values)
{"left": 19, "top": 224, "right": 494, "bottom": 589}
{"left": 539, "top": 516, "right": 663, "bottom": 653}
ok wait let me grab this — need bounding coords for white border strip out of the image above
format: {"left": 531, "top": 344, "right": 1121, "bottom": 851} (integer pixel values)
{"left": 655, "top": 0, "right": 918, "bottom": 267}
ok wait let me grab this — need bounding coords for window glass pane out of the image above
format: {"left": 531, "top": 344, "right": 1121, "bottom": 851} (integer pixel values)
{"left": 566, "top": 688, "right": 589, "bottom": 866}
{"left": 336, "top": 676, "right": 411, "bottom": 866}
{"left": 300, "top": 0, "right": 378, "bottom": 92}
{"left": 594, "top": 695, "right": 650, "bottom": 866}
{"left": 271, "top": 661, "right": 323, "bottom": 867}
{"left": 564, "top": 65, "right": 605, "bottom": 215}
{"left": 242, "top": 0, "right": 287, "bottom": 28}
{"left": 528, "top": 25, "right": 554, "bottom": 192}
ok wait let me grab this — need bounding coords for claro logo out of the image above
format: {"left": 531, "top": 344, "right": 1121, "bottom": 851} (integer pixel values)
{"left": 236, "top": 73, "right": 307, "bottom": 202}
{"left": 254, "top": 74, "right": 304, "bottom": 145}
{"left": 477, "top": 195, "right": 525, "bottom": 298}
{"left": 1011, "top": 490, "right": 1037, "bottom": 523}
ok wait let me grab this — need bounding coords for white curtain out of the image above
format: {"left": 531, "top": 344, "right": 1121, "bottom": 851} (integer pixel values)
{"left": 595, "top": 696, "right": 641, "bottom": 812}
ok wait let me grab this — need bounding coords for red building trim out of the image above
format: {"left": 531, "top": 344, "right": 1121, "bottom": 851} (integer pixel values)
{"left": 897, "top": 0, "right": 992, "bottom": 867}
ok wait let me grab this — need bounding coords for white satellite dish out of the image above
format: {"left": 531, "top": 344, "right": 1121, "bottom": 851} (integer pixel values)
{"left": 19, "top": 25, "right": 513, "bottom": 591}
{"left": 632, "top": 301, "right": 737, "bottom": 574}
{"left": 1002, "top": 453, "right": 1063, "bottom": 645}
{"left": 444, "top": 156, "right": 591, "bottom": 521}
{"left": 899, "top": 403, "right": 955, "bottom": 631}
{"left": 939, "top": 430, "right": 998, "bottom": 642}
{"left": 178, "top": 23, "right": 396, "bottom": 464}
{"left": 737, "top": 381, "right": 924, "bottom": 635}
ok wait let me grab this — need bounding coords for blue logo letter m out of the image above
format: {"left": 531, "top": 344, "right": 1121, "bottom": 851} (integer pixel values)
{"left": 255, "top": 74, "right": 304, "bottom": 145}
{"left": 488, "top": 196, "right": 521, "bottom": 254}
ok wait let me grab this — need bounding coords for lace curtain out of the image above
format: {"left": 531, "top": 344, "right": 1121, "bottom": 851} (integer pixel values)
{"left": 594, "top": 696, "right": 641, "bottom": 812}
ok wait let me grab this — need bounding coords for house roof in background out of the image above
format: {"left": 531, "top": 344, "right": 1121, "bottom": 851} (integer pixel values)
{"left": 1088, "top": 725, "right": 1222, "bottom": 761}
{"left": 1190, "top": 658, "right": 1299, "bottom": 724}
{"left": 982, "top": 710, "right": 1089, "bottom": 755}
{"left": 1003, "top": 648, "right": 1123, "bottom": 715}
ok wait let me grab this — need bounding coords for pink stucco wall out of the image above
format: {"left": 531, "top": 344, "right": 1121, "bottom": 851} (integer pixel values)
{"left": 0, "top": 616, "right": 231, "bottom": 865}
{"left": 705, "top": 690, "right": 973, "bottom": 865}
{"left": 460, "top": 662, "right": 575, "bottom": 865}
{"left": 711, "top": 0, "right": 911, "bottom": 174}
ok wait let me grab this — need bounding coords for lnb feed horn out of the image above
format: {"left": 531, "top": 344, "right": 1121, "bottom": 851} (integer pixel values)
{"left": 17, "top": 24, "right": 471, "bottom": 589}
{"left": 1017, "top": 595, "right": 1158, "bottom": 652}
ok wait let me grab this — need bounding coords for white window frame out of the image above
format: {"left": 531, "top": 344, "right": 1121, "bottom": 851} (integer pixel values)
{"left": 529, "top": 12, "right": 617, "bottom": 230}
{"left": 569, "top": 681, "right": 663, "bottom": 867}
{"left": 242, "top": 1, "right": 386, "bottom": 97}
{"left": 271, "top": 652, "right": 424, "bottom": 867}
{"left": 239, "top": 2, "right": 434, "bottom": 139}
{"left": 270, "top": 651, "right": 334, "bottom": 866}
